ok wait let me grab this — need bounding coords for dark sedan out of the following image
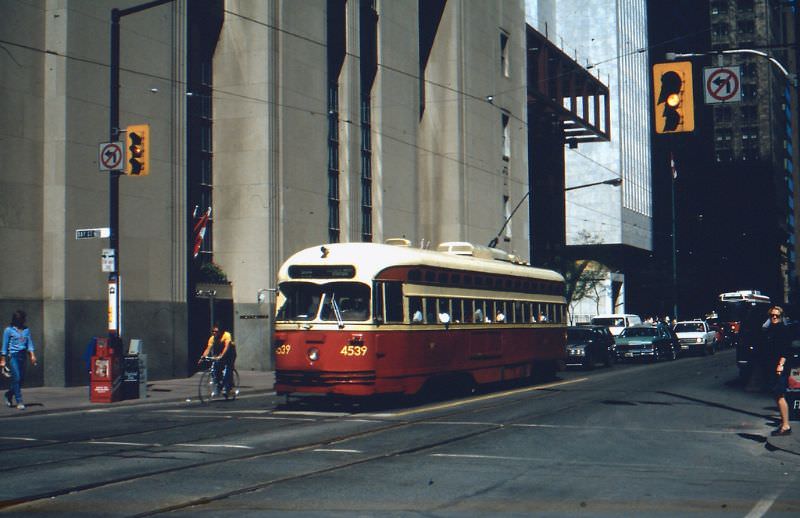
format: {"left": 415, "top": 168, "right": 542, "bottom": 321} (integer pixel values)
{"left": 566, "top": 325, "right": 616, "bottom": 369}
{"left": 615, "top": 324, "right": 678, "bottom": 362}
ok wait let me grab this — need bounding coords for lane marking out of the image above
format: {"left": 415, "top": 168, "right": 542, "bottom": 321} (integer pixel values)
{"left": 386, "top": 378, "right": 589, "bottom": 417}
{"left": 174, "top": 443, "right": 254, "bottom": 450}
{"left": 512, "top": 423, "right": 754, "bottom": 435}
{"left": 272, "top": 411, "right": 352, "bottom": 417}
{"left": 0, "top": 436, "right": 40, "bottom": 442}
{"left": 86, "top": 441, "right": 156, "bottom": 447}
{"left": 313, "top": 448, "right": 363, "bottom": 453}
{"left": 745, "top": 491, "right": 780, "bottom": 518}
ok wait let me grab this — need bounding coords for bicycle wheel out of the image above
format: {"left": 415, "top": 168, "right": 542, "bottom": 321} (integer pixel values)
{"left": 225, "top": 369, "right": 240, "bottom": 400}
{"left": 198, "top": 370, "right": 220, "bottom": 404}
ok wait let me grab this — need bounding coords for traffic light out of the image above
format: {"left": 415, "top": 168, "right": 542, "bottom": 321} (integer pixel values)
{"left": 652, "top": 62, "right": 694, "bottom": 134}
{"left": 125, "top": 124, "right": 149, "bottom": 175}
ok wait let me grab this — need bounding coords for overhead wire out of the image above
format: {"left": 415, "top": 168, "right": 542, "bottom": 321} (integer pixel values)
{"left": 0, "top": 7, "right": 706, "bottom": 237}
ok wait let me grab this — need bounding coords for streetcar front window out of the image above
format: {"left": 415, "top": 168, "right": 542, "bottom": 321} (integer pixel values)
{"left": 277, "top": 281, "right": 371, "bottom": 322}
{"left": 276, "top": 283, "right": 322, "bottom": 321}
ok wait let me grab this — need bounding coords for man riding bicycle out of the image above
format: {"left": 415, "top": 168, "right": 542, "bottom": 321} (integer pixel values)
{"left": 198, "top": 323, "right": 237, "bottom": 398}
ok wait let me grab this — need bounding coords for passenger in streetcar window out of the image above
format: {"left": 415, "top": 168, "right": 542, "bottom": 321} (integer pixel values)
{"left": 409, "top": 297, "right": 423, "bottom": 323}
{"left": 495, "top": 310, "right": 506, "bottom": 323}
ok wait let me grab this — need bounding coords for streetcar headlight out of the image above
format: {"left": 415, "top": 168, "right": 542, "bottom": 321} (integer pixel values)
{"left": 307, "top": 347, "right": 320, "bottom": 361}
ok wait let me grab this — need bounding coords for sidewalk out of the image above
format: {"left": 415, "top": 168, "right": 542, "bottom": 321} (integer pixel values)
{"left": 0, "top": 369, "right": 276, "bottom": 417}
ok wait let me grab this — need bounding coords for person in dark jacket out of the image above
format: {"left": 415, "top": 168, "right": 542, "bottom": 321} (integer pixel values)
{"left": 768, "top": 306, "right": 795, "bottom": 436}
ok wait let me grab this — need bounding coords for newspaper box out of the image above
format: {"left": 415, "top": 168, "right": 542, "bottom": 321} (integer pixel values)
{"left": 90, "top": 337, "right": 121, "bottom": 403}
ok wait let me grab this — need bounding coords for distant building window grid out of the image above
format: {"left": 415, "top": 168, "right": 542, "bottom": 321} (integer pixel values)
{"left": 361, "top": 95, "right": 373, "bottom": 242}
{"left": 328, "top": 84, "right": 341, "bottom": 243}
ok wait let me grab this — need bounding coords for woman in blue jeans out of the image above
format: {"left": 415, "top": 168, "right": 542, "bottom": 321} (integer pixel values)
{"left": 1, "top": 310, "right": 37, "bottom": 410}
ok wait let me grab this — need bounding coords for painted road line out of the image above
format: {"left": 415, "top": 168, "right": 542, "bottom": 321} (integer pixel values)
{"left": 313, "top": 448, "right": 363, "bottom": 453}
{"left": 384, "top": 377, "right": 589, "bottom": 417}
{"left": 175, "top": 443, "right": 254, "bottom": 450}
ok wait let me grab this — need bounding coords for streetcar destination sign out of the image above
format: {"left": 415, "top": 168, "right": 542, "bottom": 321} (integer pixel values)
{"left": 75, "top": 227, "right": 110, "bottom": 239}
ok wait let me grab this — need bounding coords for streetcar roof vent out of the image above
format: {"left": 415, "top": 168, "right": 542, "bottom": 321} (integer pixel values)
{"left": 437, "top": 242, "right": 511, "bottom": 262}
{"left": 385, "top": 238, "right": 412, "bottom": 247}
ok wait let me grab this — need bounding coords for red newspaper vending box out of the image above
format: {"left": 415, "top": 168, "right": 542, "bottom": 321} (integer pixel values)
{"left": 90, "top": 338, "right": 121, "bottom": 403}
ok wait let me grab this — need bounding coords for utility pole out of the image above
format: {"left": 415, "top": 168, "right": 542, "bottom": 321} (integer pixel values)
{"left": 107, "top": 0, "right": 174, "bottom": 345}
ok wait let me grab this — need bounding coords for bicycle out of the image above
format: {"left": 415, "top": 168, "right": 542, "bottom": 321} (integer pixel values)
{"left": 197, "top": 356, "right": 240, "bottom": 403}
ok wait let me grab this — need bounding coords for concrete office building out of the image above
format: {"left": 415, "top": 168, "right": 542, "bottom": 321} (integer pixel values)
{"left": 0, "top": 0, "right": 530, "bottom": 386}
{"left": 528, "top": 0, "right": 652, "bottom": 321}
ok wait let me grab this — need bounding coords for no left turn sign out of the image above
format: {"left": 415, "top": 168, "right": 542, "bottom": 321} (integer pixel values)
{"left": 704, "top": 66, "right": 742, "bottom": 104}
{"left": 99, "top": 141, "right": 125, "bottom": 171}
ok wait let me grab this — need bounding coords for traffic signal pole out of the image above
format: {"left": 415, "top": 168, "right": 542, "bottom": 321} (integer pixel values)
{"left": 109, "top": 8, "right": 121, "bottom": 341}
{"left": 107, "top": 0, "right": 174, "bottom": 343}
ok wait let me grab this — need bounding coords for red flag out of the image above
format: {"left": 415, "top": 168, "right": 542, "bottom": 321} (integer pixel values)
{"left": 192, "top": 207, "right": 211, "bottom": 258}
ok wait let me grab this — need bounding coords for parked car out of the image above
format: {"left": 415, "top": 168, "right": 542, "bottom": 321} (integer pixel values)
{"left": 615, "top": 323, "right": 678, "bottom": 362}
{"left": 590, "top": 314, "right": 642, "bottom": 336}
{"left": 566, "top": 325, "right": 616, "bottom": 369}
{"left": 673, "top": 320, "right": 717, "bottom": 356}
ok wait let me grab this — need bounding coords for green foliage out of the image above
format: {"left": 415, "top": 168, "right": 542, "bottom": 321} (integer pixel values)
{"left": 199, "top": 262, "right": 228, "bottom": 283}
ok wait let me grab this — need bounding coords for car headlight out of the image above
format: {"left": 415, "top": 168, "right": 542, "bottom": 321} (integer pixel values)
{"left": 695, "top": 338, "right": 704, "bottom": 343}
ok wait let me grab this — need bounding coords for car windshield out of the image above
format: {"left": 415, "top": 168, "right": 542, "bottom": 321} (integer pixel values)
{"left": 276, "top": 281, "right": 371, "bottom": 322}
{"left": 674, "top": 323, "right": 704, "bottom": 333}
{"left": 567, "top": 329, "right": 592, "bottom": 344}
{"left": 620, "top": 327, "right": 657, "bottom": 338}
{"left": 592, "top": 317, "right": 625, "bottom": 327}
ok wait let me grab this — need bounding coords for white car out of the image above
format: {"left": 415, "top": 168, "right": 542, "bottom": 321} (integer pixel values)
{"left": 673, "top": 320, "right": 716, "bottom": 356}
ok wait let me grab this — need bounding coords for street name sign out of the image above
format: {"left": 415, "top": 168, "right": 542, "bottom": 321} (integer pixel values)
{"left": 76, "top": 228, "right": 111, "bottom": 240}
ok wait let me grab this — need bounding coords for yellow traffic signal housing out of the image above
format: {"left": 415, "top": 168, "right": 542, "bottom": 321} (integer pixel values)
{"left": 653, "top": 62, "right": 694, "bottom": 134}
{"left": 125, "top": 124, "right": 150, "bottom": 175}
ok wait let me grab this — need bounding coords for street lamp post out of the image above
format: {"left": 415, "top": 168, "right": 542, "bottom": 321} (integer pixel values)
{"left": 665, "top": 50, "right": 798, "bottom": 87}
{"left": 488, "top": 177, "right": 622, "bottom": 248}
{"left": 564, "top": 177, "right": 623, "bottom": 191}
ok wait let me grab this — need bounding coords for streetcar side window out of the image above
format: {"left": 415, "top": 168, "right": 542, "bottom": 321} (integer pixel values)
{"left": 425, "top": 298, "right": 437, "bottom": 324}
{"left": 409, "top": 296, "right": 423, "bottom": 323}
{"left": 451, "top": 299, "right": 463, "bottom": 323}
{"left": 384, "top": 282, "right": 404, "bottom": 323}
{"left": 463, "top": 299, "right": 474, "bottom": 323}
{"left": 436, "top": 298, "right": 450, "bottom": 323}
{"left": 513, "top": 301, "right": 523, "bottom": 323}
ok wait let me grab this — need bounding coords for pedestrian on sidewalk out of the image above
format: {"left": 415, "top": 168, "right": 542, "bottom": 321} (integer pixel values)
{"left": 1, "top": 309, "right": 37, "bottom": 410}
{"left": 770, "top": 306, "right": 797, "bottom": 436}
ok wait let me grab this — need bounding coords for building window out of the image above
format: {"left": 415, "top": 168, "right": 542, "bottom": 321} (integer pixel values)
{"left": 418, "top": 0, "right": 446, "bottom": 118}
{"left": 187, "top": 2, "right": 222, "bottom": 266}
{"left": 360, "top": 0, "right": 377, "bottom": 242}
{"left": 712, "top": 23, "right": 729, "bottom": 37}
{"left": 500, "top": 30, "right": 510, "bottom": 78}
{"left": 715, "top": 106, "right": 732, "bottom": 123}
{"left": 737, "top": 0, "right": 754, "bottom": 13}
{"left": 328, "top": 85, "right": 340, "bottom": 243}
{"left": 502, "top": 112, "right": 511, "bottom": 160}
{"left": 504, "top": 195, "right": 512, "bottom": 241}
{"left": 327, "top": 0, "right": 346, "bottom": 243}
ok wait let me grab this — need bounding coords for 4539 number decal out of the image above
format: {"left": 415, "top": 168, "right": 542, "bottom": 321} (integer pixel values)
{"left": 340, "top": 345, "right": 368, "bottom": 357}
{"left": 275, "top": 344, "right": 292, "bottom": 355}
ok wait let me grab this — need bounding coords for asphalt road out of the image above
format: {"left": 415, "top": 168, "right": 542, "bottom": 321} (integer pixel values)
{"left": 1, "top": 349, "right": 797, "bottom": 517}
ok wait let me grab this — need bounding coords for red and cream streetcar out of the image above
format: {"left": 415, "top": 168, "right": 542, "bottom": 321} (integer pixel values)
{"left": 272, "top": 239, "right": 566, "bottom": 397}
